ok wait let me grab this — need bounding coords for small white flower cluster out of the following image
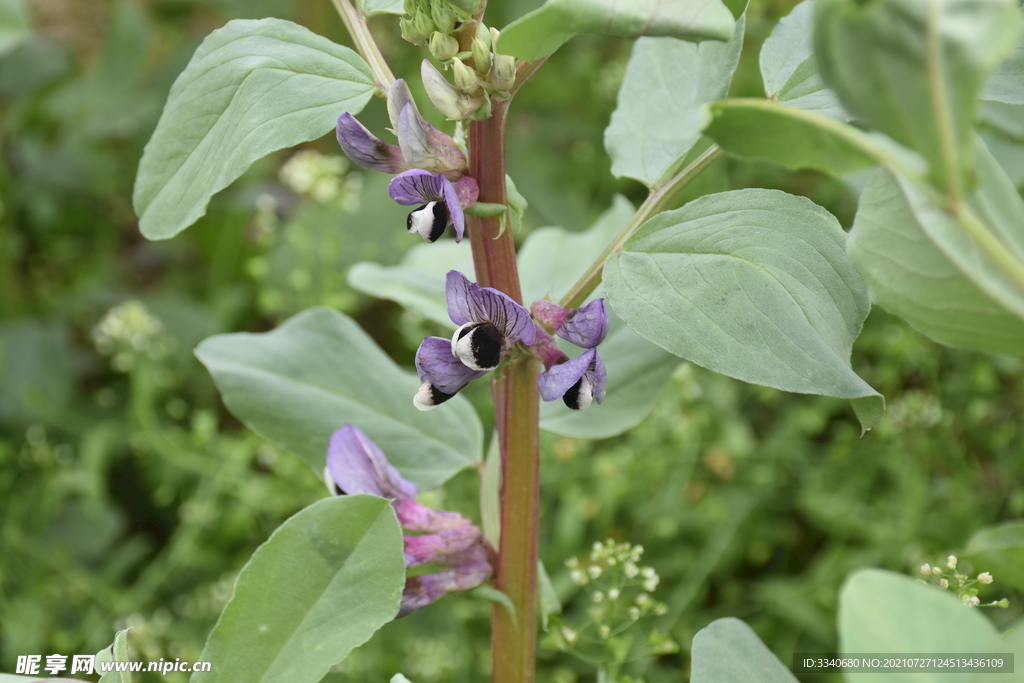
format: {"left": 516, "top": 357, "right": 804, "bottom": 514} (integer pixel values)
{"left": 551, "top": 539, "right": 676, "bottom": 666}
{"left": 917, "top": 556, "right": 1007, "bottom": 609}
{"left": 92, "top": 301, "right": 171, "bottom": 372}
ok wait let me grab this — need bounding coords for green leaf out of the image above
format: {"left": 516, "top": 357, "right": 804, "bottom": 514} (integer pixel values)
{"left": 471, "top": 586, "right": 516, "bottom": 624}
{"left": 604, "top": 189, "right": 883, "bottom": 432}
{"left": 839, "top": 569, "right": 998, "bottom": 683}
{"left": 133, "top": 19, "right": 374, "bottom": 240}
{"left": 895, "top": 137, "right": 1024, "bottom": 324}
{"left": 759, "top": 0, "right": 849, "bottom": 121}
{"left": 605, "top": 15, "right": 745, "bottom": 186}
{"left": 193, "top": 495, "right": 404, "bottom": 683}
{"left": 539, "top": 319, "right": 680, "bottom": 439}
{"left": 97, "top": 628, "right": 132, "bottom": 683}
{"left": 965, "top": 521, "right": 1024, "bottom": 592}
{"left": 0, "top": 0, "right": 30, "bottom": 58}
{"left": 690, "top": 618, "right": 798, "bottom": 683}
{"left": 706, "top": 99, "right": 882, "bottom": 175}
{"left": 480, "top": 433, "right": 501, "bottom": 549}
{"left": 814, "top": 0, "right": 1021, "bottom": 197}
{"left": 359, "top": 0, "right": 405, "bottom": 15}
{"left": 195, "top": 307, "right": 482, "bottom": 490}
{"left": 498, "top": 0, "right": 736, "bottom": 62}
{"left": 848, "top": 168, "right": 1024, "bottom": 355}
{"left": 348, "top": 241, "right": 474, "bottom": 327}
{"left": 984, "top": 17, "right": 1024, "bottom": 104}
{"left": 538, "top": 560, "right": 561, "bottom": 631}
{"left": 518, "top": 195, "right": 635, "bottom": 303}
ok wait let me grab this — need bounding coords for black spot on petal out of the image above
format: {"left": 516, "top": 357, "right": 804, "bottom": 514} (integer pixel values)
{"left": 468, "top": 323, "right": 502, "bottom": 369}
{"left": 428, "top": 385, "right": 457, "bottom": 405}
{"left": 562, "top": 377, "right": 585, "bottom": 410}
{"left": 429, "top": 202, "right": 449, "bottom": 242}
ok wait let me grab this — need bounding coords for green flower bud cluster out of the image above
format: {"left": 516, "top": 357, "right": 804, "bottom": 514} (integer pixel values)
{"left": 419, "top": 22, "right": 519, "bottom": 121}
{"left": 400, "top": 0, "right": 470, "bottom": 48}
{"left": 543, "top": 540, "right": 678, "bottom": 676}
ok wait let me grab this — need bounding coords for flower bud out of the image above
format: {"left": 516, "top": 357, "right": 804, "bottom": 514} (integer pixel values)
{"left": 430, "top": 3, "right": 456, "bottom": 34}
{"left": 429, "top": 31, "right": 459, "bottom": 61}
{"left": 947, "top": 555, "right": 958, "bottom": 570}
{"left": 475, "top": 23, "right": 491, "bottom": 50}
{"left": 490, "top": 54, "right": 516, "bottom": 92}
{"left": 421, "top": 59, "right": 483, "bottom": 120}
{"left": 489, "top": 27, "right": 501, "bottom": 49}
{"left": 414, "top": 11, "right": 435, "bottom": 41}
{"left": 978, "top": 572, "right": 994, "bottom": 584}
{"left": 452, "top": 57, "right": 480, "bottom": 93}
{"left": 472, "top": 37, "right": 492, "bottom": 74}
{"left": 400, "top": 17, "right": 428, "bottom": 45}
{"left": 920, "top": 563, "right": 932, "bottom": 575}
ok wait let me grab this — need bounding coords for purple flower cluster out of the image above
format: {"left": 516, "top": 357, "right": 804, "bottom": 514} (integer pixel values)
{"left": 336, "top": 79, "right": 478, "bottom": 243}
{"left": 414, "top": 271, "right": 609, "bottom": 411}
{"left": 324, "top": 424, "right": 491, "bottom": 616}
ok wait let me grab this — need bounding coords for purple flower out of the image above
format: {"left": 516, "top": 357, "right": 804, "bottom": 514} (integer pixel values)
{"left": 324, "top": 424, "right": 492, "bottom": 615}
{"left": 388, "top": 170, "right": 479, "bottom": 243}
{"left": 335, "top": 79, "right": 466, "bottom": 176}
{"left": 538, "top": 347, "right": 608, "bottom": 411}
{"left": 413, "top": 270, "right": 535, "bottom": 409}
{"left": 531, "top": 298, "right": 609, "bottom": 348}
{"left": 532, "top": 299, "right": 610, "bottom": 410}
{"left": 399, "top": 546, "right": 492, "bottom": 617}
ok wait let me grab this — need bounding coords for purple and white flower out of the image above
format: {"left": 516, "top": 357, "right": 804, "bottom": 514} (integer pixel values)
{"left": 335, "top": 79, "right": 479, "bottom": 243}
{"left": 414, "top": 270, "right": 535, "bottom": 410}
{"left": 532, "top": 299, "right": 610, "bottom": 410}
{"left": 388, "top": 169, "right": 478, "bottom": 243}
{"left": 324, "top": 424, "right": 492, "bottom": 615}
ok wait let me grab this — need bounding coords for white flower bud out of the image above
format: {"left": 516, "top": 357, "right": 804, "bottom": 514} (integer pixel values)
{"left": 608, "top": 588, "right": 620, "bottom": 600}
{"left": 599, "top": 624, "right": 611, "bottom": 639}
{"left": 628, "top": 606, "right": 640, "bottom": 620}
{"left": 978, "top": 572, "right": 994, "bottom": 584}
{"left": 421, "top": 60, "right": 483, "bottom": 120}
{"left": 932, "top": 566, "right": 942, "bottom": 575}
{"left": 490, "top": 54, "right": 516, "bottom": 92}
{"left": 561, "top": 626, "right": 577, "bottom": 645}
{"left": 592, "top": 591, "right": 604, "bottom": 603}
{"left": 939, "top": 579, "right": 949, "bottom": 589}
{"left": 587, "top": 564, "right": 601, "bottom": 579}
{"left": 570, "top": 570, "right": 587, "bottom": 586}
{"left": 920, "top": 563, "right": 932, "bottom": 575}
{"left": 969, "top": 596, "right": 980, "bottom": 606}
{"left": 635, "top": 592, "right": 649, "bottom": 606}
{"left": 624, "top": 562, "right": 639, "bottom": 578}
{"left": 947, "top": 555, "right": 958, "bottom": 570}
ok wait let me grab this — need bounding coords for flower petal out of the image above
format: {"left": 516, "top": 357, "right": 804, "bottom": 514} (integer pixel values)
{"left": 397, "top": 102, "right": 467, "bottom": 175}
{"left": 403, "top": 525, "right": 481, "bottom": 568}
{"left": 538, "top": 349, "right": 594, "bottom": 402}
{"left": 398, "top": 545, "right": 492, "bottom": 616}
{"left": 335, "top": 113, "right": 405, "bottom": 173}
{"left": 393, "top": 497, "right": 475, "bottom": 534}
{"left": 443, "top": 174, "right": 466, "bottom": 242}
{"left": 530, "top": 324, "right": 569, "bottom": 369}
{"left": 389, "top": 169, "right": 445, "bottom": 206}
{"left": 558, "top": 298, "right": 609, "bottom": 348}
{"left": 325, "top": 424, "right": 418, "bottom": 499}
{"left": 387, "top": 79, "right": 416, "bottom": 130}
{"left": 445, "top": 270, "right": 536, "bottom": 344}
{"left": 415, "top": 336, "right": 487, "bottom": 401}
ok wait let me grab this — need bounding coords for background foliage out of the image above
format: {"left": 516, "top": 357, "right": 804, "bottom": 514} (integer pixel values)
{"left": 1, "top": 0, "right": 1022, "bottom": 681}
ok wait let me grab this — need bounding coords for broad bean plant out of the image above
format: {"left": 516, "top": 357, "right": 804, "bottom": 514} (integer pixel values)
{"left": 127, "top": 0, "right": 1024, "bottom": 680}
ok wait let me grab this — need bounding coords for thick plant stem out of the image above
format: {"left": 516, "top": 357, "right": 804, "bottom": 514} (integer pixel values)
{"left": 467, "top": 101, "right": 539, "bottom": 683}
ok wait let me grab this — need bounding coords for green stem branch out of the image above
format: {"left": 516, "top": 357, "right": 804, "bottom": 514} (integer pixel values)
{"left": 559, "top": 145, "right": 723, "bottom": 309}
{"left": 330, "top": 0, "right": 395, "bottom": 94}
{"left": 467, "top": 100, "right": 540, "bottom": 683}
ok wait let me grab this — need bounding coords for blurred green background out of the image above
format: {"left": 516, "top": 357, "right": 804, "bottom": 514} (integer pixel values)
{"left": 1, "top": 0, "right": 1022, "bottom": 681}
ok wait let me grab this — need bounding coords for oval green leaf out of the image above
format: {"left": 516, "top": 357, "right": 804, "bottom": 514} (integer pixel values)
{"left": 848, "top": 168, "right": 1024, "bottom": 355}
{"left": 96, "top": 628, "right": 132, "bottom": 683}
{"left": 759, "top": 0, "right": 849, "bottom": 121}
{"left": 605, "top": 189, "right": 883, "bottom": 431}
{"left": 605, "top": 16, "right": 745, "bottom": 186}
{"left": 193, "top": 495, "right": 404, "bottom": 683}
{"left": 195, "top": 307, "right": 482, "bottom": 490}
{"left": 134, "top": 19, "right": 374, "bottom": 240}
{"left": 840, "top": 569, "right": 998, "bottom": 683}
{"left": 691, "top": 618, "right": 798, "bottom": 683}
{"left": 498, "top": 0, "right": 736, "bottom": 62}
